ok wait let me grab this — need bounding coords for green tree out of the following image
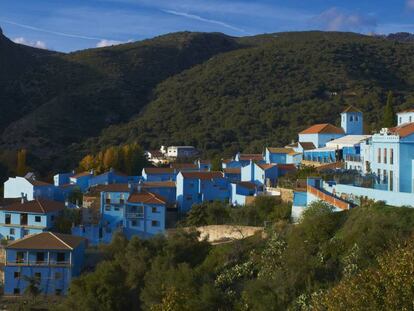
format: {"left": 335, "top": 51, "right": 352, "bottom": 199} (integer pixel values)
{"left": 383, "top": 91, "right": 395, "bottom": 128}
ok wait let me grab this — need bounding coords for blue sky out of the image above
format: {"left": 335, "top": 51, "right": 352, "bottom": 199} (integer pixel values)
{"left": 1, "top": 0, "right": 414, "bottom": 52}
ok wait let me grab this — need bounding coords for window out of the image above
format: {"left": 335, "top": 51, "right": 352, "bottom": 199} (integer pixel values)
{"left": 35, "top": 216, "right": 41, "bottom": 222}
{"left": 13, "top": 288, "right": 20, "bottom": 295}
{"left": 355, "top": 116, "right": 359, "bottom": 121}
{"left": 34, "top": 272, "right": 41, "bottom": 279}
{"left": 114, "top": 206, "right": 120, "bottom": 211}
{"left": 152, "top": 207, "right": 157, "bottom": 213}
{"left": 377, "top": 169, "right": 381, "bottom": 181}
{"left": 350, "top": 116, "right": 353, "bottom": 122}
{"left": 151, "top": 220, "right": 160, "bottom": 227}
{"left": 57, "top": 252, "right": 65, "bottom": 263}
{"left": 9, "top": 228, "right": 15, "bottom": 235}
{"left": 383, "top": 170, "right": 387, "bottom": 183}
{"left": 400, "top": 117, "right": 402, "bottom": 124}
{"left": 55, "top": 289, "right": 62, "bottom": 296}
{"left": 14, "top": 272, "right": 20, "bottom": 279}
{"left": 390, "top": 171, "right": 394, "bottom": 191}
{"left": 36, "top": 252, "right": 45, "bottom": 264}
{"left": 120, "top": 193, "right": 125, "bottom": 204}
{"left": 390, "top": 148, "right": 394, "bottom": 165}
{"left": 51, "top": 215, "right": 55, "bottom": 221}
{"left": 5, "top": 214, "right": 11, "bottom": 225}
{"left": 16, "top": 252, "right": 24, "bottom": 263}
{"left": 410, "top": 116, "right": 412, "bottom": 123}
{"left": 55, "top": 272, "right": 62, "bottom": 280}
{"left": 384, "top": 148, "right": 387, "bottom": 164}
{"left": 105, "top": 193, "right": 111, "bottom": 204}
{"left": 377, "top": 148, "right": 381, "bottom": 163}
{"left": 131, "top": 220, "right": 138, "bottom": 227}
{"left": 105, "top": 205, "right": 111, "bottom": 211}
{"left": 186, "top": 195, "right": 192, "bottom": 201}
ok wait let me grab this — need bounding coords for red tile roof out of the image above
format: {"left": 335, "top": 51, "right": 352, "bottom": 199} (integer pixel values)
{"left": 144, "top": 167, "right": 175, "bottom": 174}
{"left": 237, "top": 181, "right": 257, "bottom": 190}
{"left": 127, "top": 190, "right": 166, "bottom": 204}
{"left": 181, "top": 171, "right": 223, "bottom": 180}
{"left": 91, "top": 184, "right": 131, "bottom": 192}
{"left": 26, "top": 178, "right": 51, "bottom": 186}
{"left": 142, "top": 181, "right": 176, "bottom": 188}
{"left": 277, "top": 164, "right": 297, "bottom": 170}
{"left": 256, "top": 163, "right": 277, "bottom": 170}
{"left": 299, "top": 142, "right": 316, "bottom": 150}
{"left": 1, "top": 199, "right": 64, "bottom": 214}
{"left": 342, "top": 105, "right": 362, "bottom": 113}
{"left": 72, "top": 171, "right": 92, "bottom": 178}
{"left": 389, "top": 122, "right": 414, "bottom": 137}
{"left": 266, "top": 147, "right": 293, "bottom": 154}
{"left": 299, "top": 123, "right": 344, "bottom": 135}
{"left": 224, "top": 168, "right": 241, "bottom": 174}
{"left": 6, "top": 232, "right": 85, "bottom": 250}
{"left": 239, "top": 154, "right": 263, "bottom": 161}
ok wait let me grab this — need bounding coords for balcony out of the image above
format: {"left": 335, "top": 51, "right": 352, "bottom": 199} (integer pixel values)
{"left": 345, "top": 155, "right": 362, "bottom": 162}
{"left": 126, "top": 213, "right": 144, "bottom": 219}
{"left": 7, "top": 260, "right": 72, "bottom": 267}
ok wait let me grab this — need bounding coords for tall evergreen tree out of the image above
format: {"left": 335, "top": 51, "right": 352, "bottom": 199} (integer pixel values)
{"left": 16, "top": 149, "right": 27, "bottom": 176}
{"left": 383, "top": 91, "right": 395, "bottom": 128}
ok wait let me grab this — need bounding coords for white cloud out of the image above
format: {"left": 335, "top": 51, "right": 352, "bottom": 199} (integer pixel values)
{"left": 162, "top": 9, "right": 247, "bottom": 33}
{"left": 13, "top": 37, "right": 47, "bottom": 49}
{"left": 96, "top": 39, "right": 133, "bottom": 48}
{"left": 96, "top": 39, "right": 122, "bottom": 47}
{"left": 312, "top": 7, "right": 377, "bottom": 32}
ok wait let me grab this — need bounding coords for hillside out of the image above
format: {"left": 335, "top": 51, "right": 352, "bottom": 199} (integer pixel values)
{"left": 3, "top": 30, "right": 414, "bottom": 172}
{"left": 77, "top": 31, "right": 414, "bottom": 158}
{"left": 0, "top": 30, "right": 241, "bottom": 171}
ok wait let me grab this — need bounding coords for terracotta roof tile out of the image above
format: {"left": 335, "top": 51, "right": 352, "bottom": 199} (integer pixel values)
{"left": 127, "top": 190, "right": 166, "bottom": 204}
{"left": 237, "top": 181, "right": 257, "bottom": 190}
{"left": 91, "top": 184, "right": 131, "bottom": 192}
{"left": 224, "top": 168, "right": 241, "bottom": 174}
{"left": 342, "top": 105, "right": 362, "bottom": 113}
{"left": 142, "top": 181, "right": 176, "bottom": 188}
{"left": 1, "top": 199, "right": 64, "bottom": 214}
{"left": 256, "top": 163, "right": 277, "bottom": 170}
{"left": 239, "top": 154, "right": 263, "bottom": 161}
{"left": 180, "top": 171, "right": 223, "bottom": 180}
{"left": 170, "top": 163, "right": 197, "bottom": 169}
{"left": 26, "top": 178, "right": 51, "bottom": 186}
{"left": 299, "top": 142, "right": 316, "bottom": 150}
{"left": 266, "top": 147, "right": 293, "bottom": 154}
{"left": 389, "top": 123, "right": 414, "bottom": 138}
{"left": 277, "top": 164, "right": 297, "bottom": 170}
{"left": 299, "top": 123, "right": 344, "bottom": 135}
{"left": 6, "top": 232, "right": 85, "bottom": 250}
{"left": 144, "top": 167, "right": 175, "bottom": 174}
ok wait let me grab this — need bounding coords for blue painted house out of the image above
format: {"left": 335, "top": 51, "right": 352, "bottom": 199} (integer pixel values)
{"left": 224, "top": 168, "right": 241, "bottom": 182}
{"left": 72, "top": 183, "right": 167, "bottom": 244}
{"left": 88, "top": 169, "right": 129, "bottom": 188}
{"left": 241, "top": 161, "right": 278, "bottom": 187}
{"left": 176, "top": 171, "right": 229, "bottom": 213}
{"left": 142, "top": 181, "right": 176, "bottom": 205}
{"left": 265, "top": 147, "right": 302, "bottom": 165}
{"left": 4, "top": 177, "right": 55, "bottom": 201}
{"left": 142, "top": 168, "right": 176, "bottom": 182}
{"left": 69, "top": 171, "right": 94, "bottom": 192}
{"left": 341, "top": 106, "right": 363, "bottom": 135}
{"left": 230, "top": 181, "right": 257, "bottom": 206}
{"left": 0, "top": 199, "right": 64, "bottom": 240}
{"left": 4, "top": 232, "right": 86, "bottom": 296}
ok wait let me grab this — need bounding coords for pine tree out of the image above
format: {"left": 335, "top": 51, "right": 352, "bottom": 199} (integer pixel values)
{"left": 383, "top": 91, "right": 395, "bottom": 128}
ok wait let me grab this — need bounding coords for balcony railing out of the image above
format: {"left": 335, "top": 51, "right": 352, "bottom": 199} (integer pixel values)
{"left": 345, "top": 155, "right": 362, "bottom": 162}
{"left": 126, "top": 213, "right": 144, "bottom": 219}
{"left": 7, "top": 260, "right": 72, "bottom": 266}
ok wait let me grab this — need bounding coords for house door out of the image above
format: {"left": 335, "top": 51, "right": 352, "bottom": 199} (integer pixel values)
{"left": 20, "top": 214, "right": 28, "bottom": 226}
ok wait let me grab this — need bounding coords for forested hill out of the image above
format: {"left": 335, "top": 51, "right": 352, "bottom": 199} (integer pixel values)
{"left": 2, "top": 30, "right": 414, "bottom": 172}
{"left": 0, "top": 30, "right": 241, "bottom": 171}
{"left": 76, "top": 31, "right": 414, "bottom": 159}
